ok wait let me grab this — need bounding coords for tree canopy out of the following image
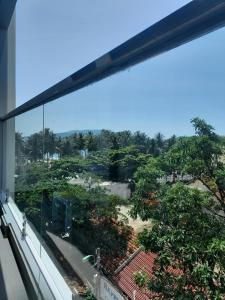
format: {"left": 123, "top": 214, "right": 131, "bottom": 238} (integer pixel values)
{"left": 14, "top": 118, "right": 225, "bottom": 298}
{"left": 131, "top": 118, "right": 225, "bottom": 299}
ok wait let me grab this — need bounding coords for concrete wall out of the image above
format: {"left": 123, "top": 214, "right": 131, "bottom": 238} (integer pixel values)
{"left": 0, "top": 12, "right": 15, "bottom": 193}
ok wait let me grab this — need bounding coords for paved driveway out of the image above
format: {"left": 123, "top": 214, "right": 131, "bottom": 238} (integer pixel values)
{"left": 47, "top": 231, "right": 96, "bottom": 290}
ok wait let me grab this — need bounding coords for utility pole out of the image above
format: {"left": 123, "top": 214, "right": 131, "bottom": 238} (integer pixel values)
{"left": 83, "top": 248, "right": 101, "bottom": 299}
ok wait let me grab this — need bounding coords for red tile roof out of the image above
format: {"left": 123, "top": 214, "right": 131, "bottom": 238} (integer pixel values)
{"left": 113, "top": 250, "right": 182, "bottom": 300}
{"left": 101, "top": 221, "right": 138, "bottom": 274}
{"left": 113, "top": 250, "right": 157, "bottom": 300}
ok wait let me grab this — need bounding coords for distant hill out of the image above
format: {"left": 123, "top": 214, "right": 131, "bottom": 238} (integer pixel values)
{"left": 56, "top": 129, "right": 102, "bottom": 138}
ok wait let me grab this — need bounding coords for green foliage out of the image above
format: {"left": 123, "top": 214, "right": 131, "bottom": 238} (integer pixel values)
{"left": 83, "top": 289, "right": 96, "bottom": 300}
{"left": 131, "top": 119, "right": 225, "bottom": 298}
{"left": 58, "top": 184, "right": 121, "bottom": 225}
{"left": 61, "top": 138, "right": 73, "bottom": 156}
{"left": 15, "top": 127, "right": 177, "bottom": 183}
{"left": 107, "top": 145, "right": 150, "bottom": 181}
{"left": 24, "top": 132, "right": 43, "bottom": 161}
{"left": 164, "top": 118, "right": 222, "bottom": 177}
{"left": 138, "top": 183, "right": 225, "bottom": 298}
{"left": 130, "top": 158, "right": 164, "bottom": 220}
{"left": 44, "top": 128, "right": 56, "bottom": 158}
{"left": 85, "top": 131, "right": 97, "bottom": 151}
{"left": 49, "top": 157, "right": 89, "bottom": 179}
{"left": 133, "top": 269, "right": 149, "bottom": 288}
{"left": 15, "top": 178, "right": 68, "bottom": 230}
{"left": 14, "top": 118, "right": 225, "bottom": 298}
{"left": 214, "top": 168, "right": 225, "bottom": 200}
{"left": 18, "top": 128, "right": 57, "bottom": 161}
{"left": 16, "top": 161, "right": 47, "bottom": 188}
{"left": 191, "top": 117, "right": 217, "bottom": 140}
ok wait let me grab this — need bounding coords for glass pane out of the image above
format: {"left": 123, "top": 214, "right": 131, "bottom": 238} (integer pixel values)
{"left": 2, "top": 106, "right": 45, "bottom": 297}
{"left": 16, "top": 0, "right": 191, "bottom": 106}
{"left": 14, "top": 106, "right": 44, "bottom": 251}
{"left": 40, "top": 27, "right": 225, "bottom": 299}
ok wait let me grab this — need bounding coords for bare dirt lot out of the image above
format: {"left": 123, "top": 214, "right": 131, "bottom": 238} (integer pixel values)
{"left": 118, "top": 205, "right": 152, "bottom": 233}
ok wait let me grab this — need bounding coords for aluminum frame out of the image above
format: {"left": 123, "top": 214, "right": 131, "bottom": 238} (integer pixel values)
{"left": 2, "top": 0, "right": 225, "bottom": 121}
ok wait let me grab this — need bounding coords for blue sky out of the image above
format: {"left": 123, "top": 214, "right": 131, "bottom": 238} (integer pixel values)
{"left": 16, "top": 0, "right": 225, "bottom": 137}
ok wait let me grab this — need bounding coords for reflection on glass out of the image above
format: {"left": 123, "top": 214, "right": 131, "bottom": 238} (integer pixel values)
{"left": 14, "top": 106, "right": 44, "bottom": 238}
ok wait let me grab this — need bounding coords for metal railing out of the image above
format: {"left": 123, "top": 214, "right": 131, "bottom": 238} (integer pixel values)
{"left": 1, "top": 0, "right": 225, "bottom": 121}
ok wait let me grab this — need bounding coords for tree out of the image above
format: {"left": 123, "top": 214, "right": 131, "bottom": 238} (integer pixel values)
{"left": 44, "top": 128, "right": 56, "bottom": 159}
{"left": 58, "top": 184, "right": 121, "bottom": 225}
{"left": 77, "top": 133, "right": 85, "bottom": 151}
{"left": 191, "top": 117, "right": 218, "bottom": 141}
{"left": 61, "top": 138, "right": 73, "bottom": 156}
{"left": 147, "top": 133, "right": 166, "bottom": 157}
{"left": 155, "top": 132, "right": 164, "bottom": 153}
{"left": 131, "top": 118, "right": 225, "bottom": 299}
{"left": 214, "top": 169, "right": 225, "bottom": 199}
{"left": 16, "top": 161, "right": 47, "bottom": 187}
{"left": 49, "top": 157, "right": 89, "bottom": 179}
{"left": 164, "top": 136, "right": 207, "bottom": 176}
{"left": 114, "top": 146, "right": 150, "bottom": 181}
{"left": 138, "top": 183, "right": 225, "bottom": 299}
{"left": 130, "top": 158, "right": 163, "bottom": 220}
{"left": 133, "top": 131, "right": 148, "bottom": 147}
{"left": 15, "top": 132, "right": 25, "bottom": 158}
{"left": 86, "top": 131, "right": 97, "bottom": 151}
{"left": 148, "top": 138, "right": 158, "bottom": 156}
{"left": 163, "top": 118, "right": 225, "bottom": 214}
{"left": 72, "top": 133, "right": 79, "bottom": 152}
{"left": 108, "top": 136, "right": 120, "bottom": 181}
{"left": 15, "top": 177, "right": 68, "bottom": 232}
{"left": 15, "top": 132, "right": 26, "bottom": 174}
{"left": 117, "top": 130, "right": 132, "bottom": 147}
{"left": 164, "top": 118, "right": 222, "bottom": 177}
{"left": 164, "top": 134, "right": 177, "bottom": 152}
{"left": 97, "top": 129, "right": 114, "bottom": 149}
{"left": 24, "top": 132, "right": 43, "bottom": 161}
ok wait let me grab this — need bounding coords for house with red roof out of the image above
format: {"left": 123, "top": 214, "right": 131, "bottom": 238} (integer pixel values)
{"left": 113, "top": 247, "right": 182, "bottom": 300}
{"left": 113, "top": 249, "right": 157, "bottom": 300}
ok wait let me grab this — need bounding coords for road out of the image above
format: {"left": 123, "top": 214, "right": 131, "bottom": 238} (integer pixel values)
{"left": 47, "top": 231, "right": 96, "bottom": 291}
